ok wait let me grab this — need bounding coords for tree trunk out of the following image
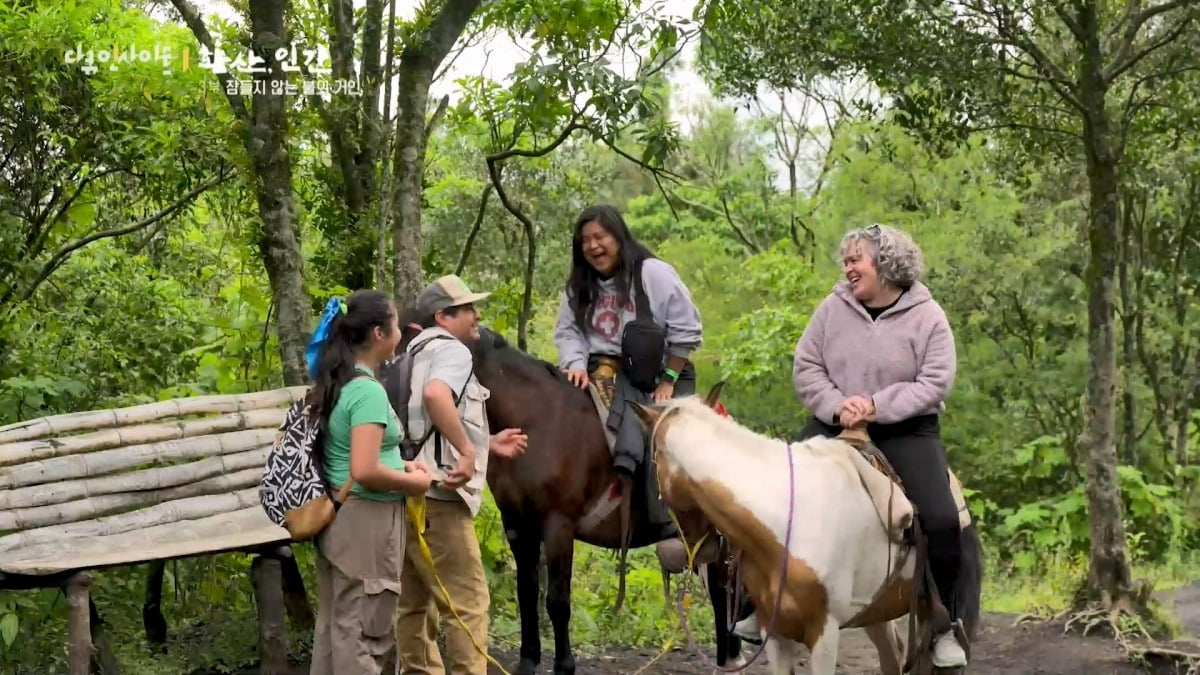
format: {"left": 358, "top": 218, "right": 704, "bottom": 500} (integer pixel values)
{"left": 324, "top": 0, "right": 386, "bottom": 291}
{"left": 248, "top": 0, "right": 310, "bottom": 386}
{"left": 1118, "top": 197, "right": 1138, "bottom": 466}
{"left": 1174, "top": 404, "right": 1191, "bottom": 477}
{"left": 375, "top": 0, "right": 399, "bottom": 294}
{"left": 390, "top": 63, "right": 432, "bottom": 305}
{"left": 387, "top": 0, "right": 482, "bottom": 305}
{"left": 1078, "top": 5, "right": 1133, "bottom": 605}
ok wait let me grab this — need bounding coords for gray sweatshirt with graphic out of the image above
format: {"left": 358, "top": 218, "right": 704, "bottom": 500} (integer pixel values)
{"left": 553, "top": 258, "right": 703, "bottom": 371}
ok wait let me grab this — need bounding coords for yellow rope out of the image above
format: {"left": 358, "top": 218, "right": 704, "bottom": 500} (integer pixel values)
{"left": 630, "top": 508, "right": 710, "bottom": 675}
{"left": 403, "top": 477, "right": 707, "bottom": 675}
{"left": 405, "top": 496, "right": 512, "bottom": 675}
{"left": 632, "top": 406, "right": 718, "bottom": 674}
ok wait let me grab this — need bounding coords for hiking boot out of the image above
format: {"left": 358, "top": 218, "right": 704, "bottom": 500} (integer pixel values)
{"left": 932, "top": 629, "right": 967, "bottom": 668}
{"left": 732, "top": 614, "right": 763, "bottom": 645}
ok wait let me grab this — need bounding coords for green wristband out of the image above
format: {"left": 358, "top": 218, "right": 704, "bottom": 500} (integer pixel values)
{"left": 662, "top": 368, "right": 679, "bottom": 382}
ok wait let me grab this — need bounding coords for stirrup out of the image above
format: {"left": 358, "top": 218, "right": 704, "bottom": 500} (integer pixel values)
{"left": 732, "top": 615, "right": 763, "bottom": 645}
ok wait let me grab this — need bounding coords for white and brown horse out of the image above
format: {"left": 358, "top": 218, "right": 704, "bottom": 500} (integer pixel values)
{"left": 630, "top": 388, "right": 982, "bottom": 674}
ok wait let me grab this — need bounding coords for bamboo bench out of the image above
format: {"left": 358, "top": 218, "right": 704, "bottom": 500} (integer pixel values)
{"left": 0, "top": 386, "right": 312, "bottom": 674}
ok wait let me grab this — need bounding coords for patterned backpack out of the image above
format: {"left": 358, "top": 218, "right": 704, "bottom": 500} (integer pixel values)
{"left": 259, "top": 396, "right": 353, "bottom": 540}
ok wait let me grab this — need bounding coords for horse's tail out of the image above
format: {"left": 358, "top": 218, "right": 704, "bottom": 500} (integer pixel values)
{"left": 956, "top": 520, "right": 984, "bottom": 640}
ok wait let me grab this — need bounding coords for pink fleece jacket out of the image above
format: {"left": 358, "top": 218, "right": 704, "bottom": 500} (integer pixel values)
{"left": 792, "top": 280, "right": 956, "bottom": 425}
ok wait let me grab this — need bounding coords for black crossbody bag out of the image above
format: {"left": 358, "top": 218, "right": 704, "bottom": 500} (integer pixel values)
{"left": 619, "top": 258, "right": 667, "bottom": 392}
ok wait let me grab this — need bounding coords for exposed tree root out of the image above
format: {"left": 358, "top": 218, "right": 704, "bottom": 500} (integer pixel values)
{"left": 1123, "top": 642, "right": 1200, "bottom": 675}
{"left": 1013, "top": 580, "right": 1200, "bottom": 673}
{"left": 1011, "top": 612, "right": 1050, "bottom": 627}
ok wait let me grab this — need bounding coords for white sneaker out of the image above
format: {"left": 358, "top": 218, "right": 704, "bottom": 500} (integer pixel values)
{"left": 732, "top": 615, "right": 763, "bottom": 644}
{"left": 932, "top": 630, "right": 967, "bottom": 668}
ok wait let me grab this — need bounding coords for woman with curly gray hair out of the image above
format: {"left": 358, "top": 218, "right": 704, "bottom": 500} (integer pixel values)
{"left": 733, "top": 224, "right": 968, "bottom": 668}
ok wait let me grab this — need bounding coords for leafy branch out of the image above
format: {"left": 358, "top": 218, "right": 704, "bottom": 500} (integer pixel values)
{"left": 4, "top": 170, "right": 234, "bottom": 306}
{"left": 484, "top": 115, "right": 586, "bottom": 349}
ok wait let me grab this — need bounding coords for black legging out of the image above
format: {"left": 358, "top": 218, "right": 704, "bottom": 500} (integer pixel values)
{"left": 736, "top": 414, "right": 962, "bottom": 624}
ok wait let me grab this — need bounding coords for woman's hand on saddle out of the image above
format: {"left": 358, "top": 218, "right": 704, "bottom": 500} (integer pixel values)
{"left": 564, "top": 368, "right": 589, "bottom": 388}
{"left": 490, "top": 428, "right": 529, "bottom": 459}
{"left": 839, "top": 395, "right": 876, "bottom": 428}
{"left": 652, "top": 380, "right": 675, "bottom": 403}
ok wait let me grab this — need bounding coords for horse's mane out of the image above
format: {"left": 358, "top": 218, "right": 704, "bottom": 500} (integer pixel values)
{"left": 477, "top": 326, "right": 576, "bottom": 390}
{"left": 392, "top": 308, "right": 569, "bottom": 386}
{"left": 665, "top": 397, "right": 788, "bottom": 455}
{"left": 665, "top": 397, "right": 853, "bottom": 462}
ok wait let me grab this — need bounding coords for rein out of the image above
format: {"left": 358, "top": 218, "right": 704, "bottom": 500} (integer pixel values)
{"left": 648, "top": 405, "right": 796, "bottom": 673}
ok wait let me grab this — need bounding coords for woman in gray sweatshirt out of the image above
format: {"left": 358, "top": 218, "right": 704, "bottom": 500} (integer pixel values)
{"left": 553, "top": 204, "right": 703, "bottom": 539}
{"left": 792, "top": 223, "right": 966, "bottom": 668}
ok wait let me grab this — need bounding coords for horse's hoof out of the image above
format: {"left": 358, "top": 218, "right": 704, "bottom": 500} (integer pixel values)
{"left": 514, "top": 657, "right": 539, "bottom": 675}
{"left": 552, "top": 655, "right": 576, "bottom": 675}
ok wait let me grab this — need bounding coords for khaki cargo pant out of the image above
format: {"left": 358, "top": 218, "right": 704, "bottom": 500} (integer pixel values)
{"left": 395, "top": 498, "right": 490, "bottom": 674}
{"left": 310, "top": 496, "right": 406, "bottom": 675}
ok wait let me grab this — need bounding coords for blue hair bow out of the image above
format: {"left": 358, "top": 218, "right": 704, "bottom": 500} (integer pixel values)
{"left": 306, "top": 297, "right": 346, "bottom": 380}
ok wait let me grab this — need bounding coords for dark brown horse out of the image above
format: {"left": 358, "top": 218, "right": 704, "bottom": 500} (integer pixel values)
{"left": 395, "top": 321, "right": 742, "bottom": 674}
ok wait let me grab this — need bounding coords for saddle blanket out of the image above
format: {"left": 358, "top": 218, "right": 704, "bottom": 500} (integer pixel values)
{"left": 816, "top": 438, "right": 972, "bottom": 542}
{"left": 833, "top": 440, "right": 916, "bottom": 542}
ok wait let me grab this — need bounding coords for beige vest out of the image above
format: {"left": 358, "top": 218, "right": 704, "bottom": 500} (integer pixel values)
{"left": 406, "top": 329, "right": 491, "bottom": 517}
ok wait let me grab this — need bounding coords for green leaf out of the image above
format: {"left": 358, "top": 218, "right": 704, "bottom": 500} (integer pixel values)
{"left": 0, "top": 613, "right": 17, "bottom": 646}
{"left": 66, "top": 201, "right": 95, "bottom": 227}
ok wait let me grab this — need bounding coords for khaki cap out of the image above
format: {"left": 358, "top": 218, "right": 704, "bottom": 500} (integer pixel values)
{"left": 416, "top": 274, "right": 491, "bottom": 314}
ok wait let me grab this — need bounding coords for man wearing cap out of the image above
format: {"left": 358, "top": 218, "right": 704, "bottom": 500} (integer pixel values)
{"left": 395, "top": 274, "right": 527, "bottom": 674}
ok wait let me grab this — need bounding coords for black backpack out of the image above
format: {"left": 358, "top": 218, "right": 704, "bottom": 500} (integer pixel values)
{"left": 619, "top": 258, "right": 667, "bottom": 392}
{"left": 376, "top": 331, "right": 475, "bottom": 461}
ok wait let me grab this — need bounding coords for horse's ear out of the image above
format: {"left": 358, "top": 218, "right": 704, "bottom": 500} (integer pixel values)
{"left": 629, "top": 401, "right": 662, "bottom": 430}
{"left": 703, "top": 380, "right": 727, "bottom": 409}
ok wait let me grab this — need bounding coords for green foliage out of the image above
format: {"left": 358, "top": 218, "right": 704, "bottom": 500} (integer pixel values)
{"left": 984, "top": 434, "right": 1187, "bottom": 576}
{"left": 0, "top": 0, "right": 233, "bottom": 307}
{"left": 706, "top": 244, "right": 826, "bottom": 435}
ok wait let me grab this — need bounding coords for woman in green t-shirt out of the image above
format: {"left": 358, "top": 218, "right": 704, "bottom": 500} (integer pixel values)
{"left": 307, "top": 289, "right": 434, "bottom": 675}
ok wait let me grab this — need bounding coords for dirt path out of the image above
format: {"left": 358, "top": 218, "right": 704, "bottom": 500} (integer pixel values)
{"left": 488, "top": 605, "right": 1200, "bottom": 674}
{"left": 204, "top": 584, "right": 1200, "bottom": 674}
{"left": 1159, "top": 582, "right": 1200, "bottom": 638}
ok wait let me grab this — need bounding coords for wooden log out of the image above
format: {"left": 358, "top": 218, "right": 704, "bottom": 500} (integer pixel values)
{"left": 252, "top": 555, "right": 288, "bottom": 675}
{"left": 0, "top": 446, "right": 268, "bottom": 512}
{"left": 0, "top": 428, "right": 274, "bottom": 490}
{"left": 0, "top": 386, "right": 307, "bottom": 444}
{"left": 0, "top": 506, "right": 289, "bottom": 575}
{"left": 0, "top": 489, "right": 262, "bottom": 554}
{"left": 66, "top": 571, "right": 92, "bottom": 675}
{"left": 0, "top": 464, "right": 264, "bottom": 531}
{"left": 0, "top": 408, "right": 285, "bottom": 467}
